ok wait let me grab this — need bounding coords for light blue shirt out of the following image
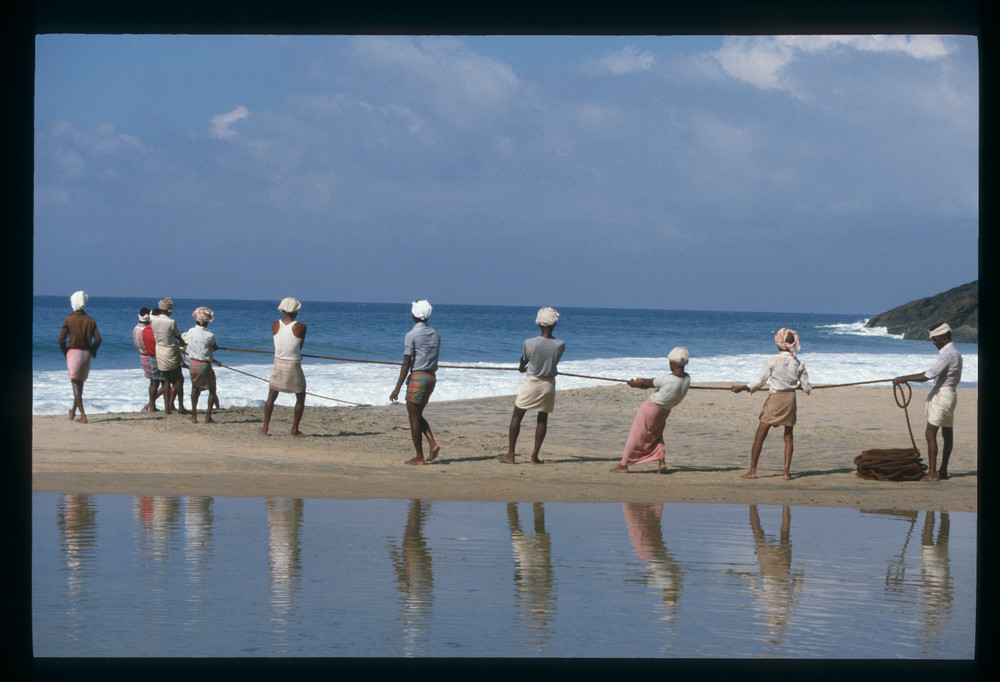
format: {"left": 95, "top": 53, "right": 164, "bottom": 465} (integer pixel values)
{"left": 404, "top": 322, "right": 440, "bottom": 373}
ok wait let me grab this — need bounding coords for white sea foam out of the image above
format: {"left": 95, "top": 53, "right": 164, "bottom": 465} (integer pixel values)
{"left": 816, "top": 320, "right": 904, "bottom": 339}
{"left": 31, "top": 352, "right": 978, "bottom": 416}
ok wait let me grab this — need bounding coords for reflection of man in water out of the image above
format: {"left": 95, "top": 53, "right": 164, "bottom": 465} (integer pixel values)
{"left": 919, "top": 511, "right": 953, "bottom": 643}
{"left": 507, "top": 503, "right": 555, "bottom": 650}
{"left": 747, "top": 505, "right": 803, "bottom": 645}
{"left": 267, "top": 497, "right": 303, "bottom": 630}
{"left": 622, "top": 502, "right": 683, "bottom": 625}
{"left": 390, "top": 499, "right": 434, "bottom": 656}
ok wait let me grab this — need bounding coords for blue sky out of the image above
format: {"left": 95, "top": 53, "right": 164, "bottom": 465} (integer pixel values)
{"left": 33, "top": 33, "right": 978, "bottom": 314}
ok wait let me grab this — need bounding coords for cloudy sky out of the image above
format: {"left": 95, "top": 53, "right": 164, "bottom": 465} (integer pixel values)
{"left": 33, "top": 32, "right": 978, "bottom": 314}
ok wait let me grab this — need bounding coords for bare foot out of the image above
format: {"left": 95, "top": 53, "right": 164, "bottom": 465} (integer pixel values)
{"left": 291, "top": 430, "right": 306, "bottom": 438}
{"left": 922, "top": 472, "right": 940, "bottom": 481}
{"left": 657, "top": 465, "right": 668, "bottom": 474}
{"left": 427, "top": 444, "right": 440, "bottom": 462}
{"left": 783, "top": 473, "right": 794, "bottom": 480}
{"left": 190, "top": 415, "right": 198, "bottom": 423}
{"left": 939, "top": 471, "right": 949, "bottom": 480}
{"left": 530, "top": 457, "right": 542, "bottom": 465}
{"left": 609, "top": 465, "right": 629, "bottom": 473}
{"left": 178, "top": 408, "right": 191, "bottom": 415}
{"left": 75, "top": 416, "right": 88, "bottom": 424}
{"left": 259, "top": 427, "right": 269, "bottom": 436}
{"left": 741, "top": 472, "right": 757, "bottom": 479}
{"left": 406, "top": 457, "right": 426, "bottom": 465}
{"left": 205, "top": 416, "right": 215, "bottom": 424}
{"left": 497, "top": 454, "right": 516, "bottom": 464}
{"left": 68, "top": 410, "right": 75, "bottom": 421}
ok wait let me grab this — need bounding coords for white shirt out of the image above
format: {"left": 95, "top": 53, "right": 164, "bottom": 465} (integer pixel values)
{"left": 748, "top": 351, "right": 811, "bottom": 394}
{"left": 185, "top": 325, "right": 217, "bottom": 362}
{"left": 926, "top": 341, "right": 962, "bottom": 391}
{"left": 649, "top": 372, "right": 691, "bottom": 410}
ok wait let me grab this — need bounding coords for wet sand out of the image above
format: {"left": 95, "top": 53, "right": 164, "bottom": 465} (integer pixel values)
{"left": 32, "top": 384, "right": 977, "bottom": 512}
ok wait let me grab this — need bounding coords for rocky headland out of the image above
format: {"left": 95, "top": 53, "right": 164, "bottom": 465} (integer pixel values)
{"left": 865, "top": 280, "right": 977, "bottom": 343}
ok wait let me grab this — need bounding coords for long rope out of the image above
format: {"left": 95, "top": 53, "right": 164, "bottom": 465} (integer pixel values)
{"left": 893, "top": 381, "right": 920, "bottom": 454}
{"left": 213, "top": 360, "right": 370, "bottom": 407}
{"left": 217, "top": 346, "right": 897, "bottom": 392}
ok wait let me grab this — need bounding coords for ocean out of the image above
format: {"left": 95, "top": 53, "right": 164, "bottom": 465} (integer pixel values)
{"left": 32, "top": 295, "right": 978, "bottom": 415}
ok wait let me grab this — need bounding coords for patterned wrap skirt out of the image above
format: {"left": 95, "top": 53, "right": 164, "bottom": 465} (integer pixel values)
{"left": 406, "top": 371, "right": 437, "bottom": 406}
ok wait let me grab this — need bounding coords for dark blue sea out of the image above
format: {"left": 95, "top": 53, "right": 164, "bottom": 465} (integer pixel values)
{"left": 32, "top": 295, "right": 978, "bottom": 414}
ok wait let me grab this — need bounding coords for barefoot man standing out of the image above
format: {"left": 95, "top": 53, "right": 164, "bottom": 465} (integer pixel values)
{"left": 260, "top": 297, "right": 308, "bottom": 437}
{"left": 390, "top": 300, "right": 441, "bottom": 465}
{"left": 58, "top": 290, "right": 102, "bottom": 423}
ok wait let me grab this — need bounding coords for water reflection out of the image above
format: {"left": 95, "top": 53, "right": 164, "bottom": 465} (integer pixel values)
{"left": 389, "top": 499, "right": 434, "bottom": 656}
{"left": 746, "top": 505, "right": 803, "bottom": 649}
{"left": 36, "top": 494, "right": 974, "bottom": 658}
{"left": 507, "top": 502, "right": 555, "bottom": 653}
{"left": 622, "top": 502, "right": 683, "bottom": 637}
{"left": 56, "top": 493, "right": 97, "bottom": 637}
{"left": 267, "top": 497, "right": 304, "bottom": 647}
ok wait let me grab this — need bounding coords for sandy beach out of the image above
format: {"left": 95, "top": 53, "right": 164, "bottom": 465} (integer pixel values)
{"left": 32, "top": 384, "right": 977, "bottom": 512}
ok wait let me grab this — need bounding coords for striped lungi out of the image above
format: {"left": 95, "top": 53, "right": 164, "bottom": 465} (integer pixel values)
{"left": 188, "top": 358, "right": 217, "bottom": 391}
{"left": 139, "top": 353, "right": 153, "bottom": 379}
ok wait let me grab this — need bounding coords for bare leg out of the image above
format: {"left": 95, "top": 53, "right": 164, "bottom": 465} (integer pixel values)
{"left": 529, "top": 412, "right": 548, "bottom": 464}
{"left": 405, "top": 401, "right": 438, "bottom": 464}
{"left": 175, "top": 375, "right": 189, "bottom": 414}
{"left": 290, "top": 392, "right": 306, "bottom": 437}
{"left": 70, "top": 379, "right": 87, "bottom": 423}
{"left": 260, "top": 389, "right": 279, "bottom": 435}
{"left": 742, "top": 422, "right": 771, "bottom": 479}
{"left": 939, "top": 427, "right": 953, "bottom": 479}
{"left": 923, "top": 423, "right": 941, "bottom": 481}
{"left": 205, "top": 390, "right": 216, "bottom": 423}
{"left": 782, "top": 426, "right": 794, "bottom": 480}
{"left": 500, "top": 407, "right": 527, "bottom": 463}
{"left": 190, "top": 386, "right": 202, "bottom": 422}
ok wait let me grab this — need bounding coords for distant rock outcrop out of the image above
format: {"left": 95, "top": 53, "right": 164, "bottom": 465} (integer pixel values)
{"left": 865, "top": 281, "right": 978, "bottom": 343}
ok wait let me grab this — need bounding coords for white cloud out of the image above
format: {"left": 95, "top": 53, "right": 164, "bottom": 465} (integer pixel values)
{"left": 209, "top": 105, "right": 249, "bottom": 139}
{"left": 714, "top": 35, "right": 953, "bottom": 97}
{"left": 592, "top": 45, "right": 655, "bottom": 75}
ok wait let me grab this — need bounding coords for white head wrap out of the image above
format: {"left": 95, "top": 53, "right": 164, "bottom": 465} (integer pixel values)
{"left": 193, "top": 306, "right": 214, "bottom": 324}
{"left": 535, "top": 307, "right": 560, "bottom": 327}
{"left": 929, "top": 323, "right": 952, "bottom": 337}
{"left": 411, "top": 300, "right": 433, "bottom": 321}
{"left": 278, "top": 297, "right": 301, "bottom": 314}
{"left": 70, "top": 291, "right": 88, "bottom": 311}
{"left": 158, "top": 297, "right": 174, "bottom": 312}
{"left": 138, "top": 310, "right": 151, "bottom": 323}
{"left": 667, "top": 346, "right": 690, "bottom": 367}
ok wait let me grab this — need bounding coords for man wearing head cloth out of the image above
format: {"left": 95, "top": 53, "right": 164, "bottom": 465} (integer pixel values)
{"left": 132, "top": 307, "right": 164, "bottom": 412}
{"left": 149, "top": 297, "right": 189, "bottom": 414}
{"left": 499, "top": 307, "right": 565, "bottom": 465}
{"left": 261, "top": 298, "right": 308, "bottom": 436}
{"left": 731, "top": 328, "right": 811, "bottom": 480}
{"left": 611, "top": 346, "right": 691, "bottom": 473}
{"left": 58, "top": 290, "right": 102, "bottom": 423}
{"left": 390, "top": 300, "right": 442, "bottom": 464}
{"left": 893, "top": 323, "right": 963, "bottom": 481}
{"left": 186, "top": 307, "right": 220, "bottom": 424}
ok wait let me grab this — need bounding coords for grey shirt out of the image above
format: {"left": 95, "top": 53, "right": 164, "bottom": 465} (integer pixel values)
{"left": 404, "top": 322, "right": 440, "bottom": 373}
{"left": 521, "top": 336, "right": 565, "bottom": 378}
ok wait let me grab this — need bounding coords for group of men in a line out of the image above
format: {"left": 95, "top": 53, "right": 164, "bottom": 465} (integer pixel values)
{"left": 60, "top": 292, "right": 963, "bottom": 481}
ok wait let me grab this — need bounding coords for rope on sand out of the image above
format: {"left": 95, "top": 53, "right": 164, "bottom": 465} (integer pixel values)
{"left": 852, "top": 381, "right": 928, "bottom": 481}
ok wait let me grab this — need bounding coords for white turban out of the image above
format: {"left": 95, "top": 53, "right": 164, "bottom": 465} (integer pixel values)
{"left": 158, "top": 297, "right": 174, "bottom": 312}
{"left": 70, "top": 291, "right": 88, "bottom": 311}
{"left": 929, "top": 323, "right": 952, "bottom": 337}
{"left": 411, "top": 300, "right": 433, "bottom": 320}
{"left": 668, "top": 346, "right": 690, "bottom": 367}
{"left": 535, "top": 307, "right": 560, "bottom": 327}
{"left": 138, "top": 311, "right": 151, "bottom": 323}
{"left": 278, "top": 297, "right": 301, "bottom": 313}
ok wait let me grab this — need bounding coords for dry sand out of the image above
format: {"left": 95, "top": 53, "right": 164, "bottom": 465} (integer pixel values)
{"left": 32, "top": 384, "right": 977, "bottom": 512}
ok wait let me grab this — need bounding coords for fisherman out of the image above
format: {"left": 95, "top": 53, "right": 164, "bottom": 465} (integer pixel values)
{"left": 260, "top": 297, "right": 308, "bottom": 437}
{"left": 186, "top": 306, "right": 220, "bottom": 424}
{"left": 611, "top": 346, "right": 691, "bottom": 473}
{"left": 892, "top": 323, "right": 963, "bottom": 481}
{"left": 499, "top": 307, "right": 565, "bottom": 465}
{"left": 390, "top": 300, "right": 441, "bottom": 465}
{"left": 132, "top": 307, "right": 164, "bottom": 412}
{"left": 58, "top": 290, "right": 102, "bottom": 423}
{"left": 150, "top": 298, "right": 188, "bottom": 415}
{"left": 731, "top": 328, "right": 811, "bottom": 480}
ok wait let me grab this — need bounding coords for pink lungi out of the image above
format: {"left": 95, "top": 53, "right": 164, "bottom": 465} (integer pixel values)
{"left": 620, "top": 398, "right": 670, "bottom": 467}
{"left": 66, "top": 348, "right": 91, "bottom": 382}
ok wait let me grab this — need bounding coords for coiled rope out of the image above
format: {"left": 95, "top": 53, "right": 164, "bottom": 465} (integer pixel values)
{"left": 852, "top": 381, "right": 928, "bottom": 481}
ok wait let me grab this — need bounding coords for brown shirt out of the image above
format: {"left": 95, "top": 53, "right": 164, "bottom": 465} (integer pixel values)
{"left": 59, "top": 311, "right": 102, "bottom": 352}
